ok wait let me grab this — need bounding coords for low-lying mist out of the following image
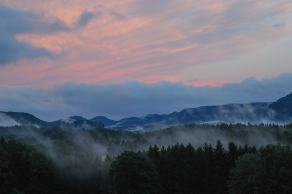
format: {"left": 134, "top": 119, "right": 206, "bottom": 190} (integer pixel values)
{"left": 144, "top": 124, "right": 285, "bottom": 148}
{"left": 1, "top": 123, "right": 291, "bottom": 177}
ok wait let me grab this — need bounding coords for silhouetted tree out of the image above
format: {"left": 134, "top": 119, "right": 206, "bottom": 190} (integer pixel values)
{"left": 110, "top": 151, "right": 159, "bottom": 194}
{"left": 229, "top": 145, "right": 292, "bottom": 194}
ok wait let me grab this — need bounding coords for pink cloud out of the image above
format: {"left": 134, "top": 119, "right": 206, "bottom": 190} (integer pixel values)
{"left": 187, "top": 80, "right": 229, "bottom": 87}
{"left": 0, "top": 0, "right": 292, "bottom": 88}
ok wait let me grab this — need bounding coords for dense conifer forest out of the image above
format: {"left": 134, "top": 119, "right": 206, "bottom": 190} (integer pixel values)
{"left": 1, "top": 123, "right": 292, "bottom": 194}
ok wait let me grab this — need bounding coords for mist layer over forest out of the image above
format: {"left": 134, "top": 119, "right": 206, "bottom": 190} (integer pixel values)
{"left": 0, "top": 123, "right": 291, "bottom": 175}
{"left": 1, "top": 123, "right": 292, "bottom": 194}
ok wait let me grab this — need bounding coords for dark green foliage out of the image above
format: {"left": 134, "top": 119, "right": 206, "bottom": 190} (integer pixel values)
{"left": 229, "top": 153, "right": 262, "bottom": 194}
{"left": 1, "top": 138, "right": 291, "bottom": 194}
{"left": 1, "top": 122, "right": 292, "bottom": 194}
{"left": 110, "top": 151, "right": 159, "bottom": 194}
{"left": 0, "top": 138, "right": 56, "bottom": 194}
{"left": 229, "top": 145, "right": 292, "bottom": 194}
{"left": 145, "top": 142, "right": 252, "bottom": 194}
{"left": 0, "top": 141, "right": 12, "bottom": 194}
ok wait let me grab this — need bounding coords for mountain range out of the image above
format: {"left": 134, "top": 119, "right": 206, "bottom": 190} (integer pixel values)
{"left": 1, "top": 92, "right": 292, "bottom": 131}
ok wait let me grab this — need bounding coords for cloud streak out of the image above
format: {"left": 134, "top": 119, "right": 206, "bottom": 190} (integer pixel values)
{"left": 0, "top": 1, "right": 291, "bottom": 83}
{"left": 76, "top": 10, "right": 100, "bottom": 28}
{"left": 0, "top": 4, "right": 69, "bottom": 65}
{"left": 0, "top": 4, "right": 103, "bottom": 65}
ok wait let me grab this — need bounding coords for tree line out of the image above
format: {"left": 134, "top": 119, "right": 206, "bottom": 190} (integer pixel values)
{"left": 0, "top": 138, "right": 292, "bottom": 194}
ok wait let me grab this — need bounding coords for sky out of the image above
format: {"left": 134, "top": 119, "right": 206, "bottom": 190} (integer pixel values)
{"left": 0, "top": 0, "right": 292, "bottom": 120}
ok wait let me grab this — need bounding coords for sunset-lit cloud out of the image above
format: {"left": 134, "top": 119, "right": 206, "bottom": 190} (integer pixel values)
{"left": 0, "top": 1, "right": 292, "bottom": 117}
{"left": 0, "top": 0, "right": 292, "bottom": 119}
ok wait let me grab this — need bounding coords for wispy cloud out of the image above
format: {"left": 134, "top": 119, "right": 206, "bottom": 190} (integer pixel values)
{"left": 75, "top": 10, "right": 100, "bottom": 28}
{"left": 0, "top": 0, "right": 291, "bottom": 85}
{"left": 0, "top": 4, "right": 67, "bottom": 64}
{"left": 0, "top": 4, "right": 102, "bottom": 65}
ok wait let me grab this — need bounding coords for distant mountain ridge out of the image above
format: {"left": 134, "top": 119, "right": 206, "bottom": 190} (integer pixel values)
{"left": 0, "top": 112, "right": 103, "bottom": 129}
{"left": 270, "top": 93, "right": 292, "bottom": 120}
{"left": 91, "top": 116, "right": 117, "bottom": 126}
{"left": 100, "top": 102, "right": 274, "bottom": 130}
{"left": 98, "top": 93, "right": 292, "bottom": 130}
{"left": 1, "top": 92, "right": 292, "bottom": 131}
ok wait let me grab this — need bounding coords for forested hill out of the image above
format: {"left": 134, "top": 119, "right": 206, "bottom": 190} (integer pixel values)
{"left": 1, "top": 138, "right": 292, "bottom": 194}
{"left": 1, "top": 92, "right": 292, "bottom": 131}
{"left": 270, "top": 92, "right": 292, "bottom": 120}
{"left": 104, "top": 92, "right": 292, "bottom": 129}
{"left": 1, "top": 121, "right": 292, "bottom": 194}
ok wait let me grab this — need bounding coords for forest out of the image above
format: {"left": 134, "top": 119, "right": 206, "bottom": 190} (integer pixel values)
{"left": 1, "top": 123, "right": 292, "bottom": 194}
